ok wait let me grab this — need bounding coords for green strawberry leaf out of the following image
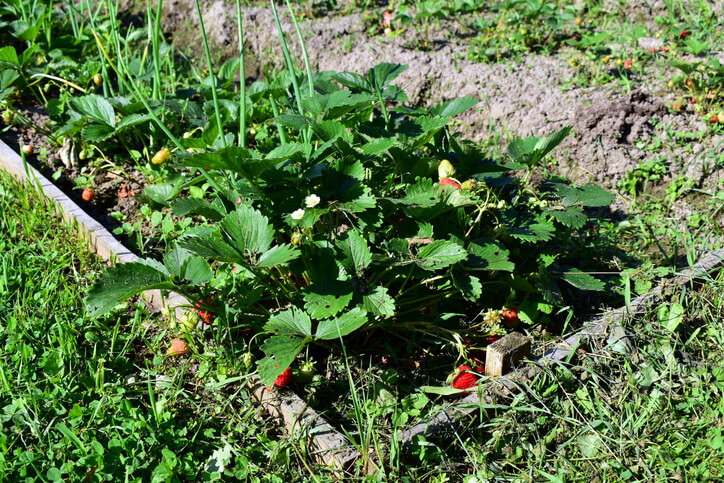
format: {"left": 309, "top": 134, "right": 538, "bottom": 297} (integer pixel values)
{"left": 70, "top": 94, "right": 115, "bottom": 126}
{"left": 558, "top": 268, "right": 605, "bottom": 291}
{"left": 362, "top": 286, "right": 396, "bottom": 318}
{"left": 220, "top": 205, "right": 274, "bottom": 255}
{"left": 415, "top": 240, "right": 467, "bottom": 271}
{"left": 452, "top": 272, "right": 483, "bottom": 301}
{"left": 303, "top": 280, "right": 354, "bottom": 319}
{"left": 82, "top": 124, "right": 116, "bottom": 142}
{"left": 430, "top": 96, "right": 479, "bottom": 117}
{"left": 506, "top": 126, "right": 571, "bottom": 167}
{"left": 258, "top": 335, "right": 308, "bottom": 386}
{"left": 546, "top": 206, "right": 587, "bottom": 229}
{"left": 257, "top": 244, "right": 300, "bottom": 268}
{"left": 178, "top": 231, "right": 242, "bottom": 262}
{"left": 508, "top": 219, "right": 556, "bottom": 243}
{"left": 315, "top": 307, "right": 368, "bottom": 340}
{"left": 338, "top": 230, "right": 371, "bottom": 277}
{"left": 559, "top": 184, "right": 615, "bottom": 207}
{"left": 264, "top": 306, "right": 312, "bottom": 337}
{"left": 466, "top": 239, "right": 515, "bottom": 271}
{"left": 86, "top": 261, "right": 175, "bottom": 317}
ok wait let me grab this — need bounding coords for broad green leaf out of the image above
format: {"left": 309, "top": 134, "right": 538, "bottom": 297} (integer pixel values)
{"left": 578, "top": 433, "right": 602, "bottom": 458}
{"left": 369, "top": 63, "right": 408, "bottom": 89}
{"left": 559, "top": 184, "right": 615, "bottom": 207}
{"left": 506, "top": 127, "right": 571, "bottom": 167}
{"left": 315, "top": 307, "right": 368, "bottom": 340}
{"left": 220, "top": 205, "right": 274, "bottom": 255}
{"left": 257, "top": 244, "right": 300, "bottom": 268}
{"left": 86, "top": 261, "right": 175, "bottom": 317}
{"left": 361, "top": 137, "right": 396, "bottom": 155}
{"left": 82, "top": 124, "right": 115, "bottom": 142}
{"left": 302, "top": 280, "right": 354, "bottom": 319}
{"left": 0, "top": 46, "right": 19, "bottom": 65}
{"left": 116, "top": 113, "right": 152, "bottom": 130}
{"left": 330, "top": 71, "right": 373, "bottom": 93}
{"left": 162, "top": 248, "right": 212, "bottom": 284}
{"left": 171, "top": 198, "right": 225, "bottom": 221}
{"left": 178, "top": 233, "right": 242, "bottom": 262}
{"left": 181, "top": 256, "right": 213, "bottom": 285}
{"left": 339, "top": 230, "right": 371, "bottom": 276}
{"left": 558, "top": 268, "right": 605, "bottom": 291}
{"left": 659, "top": 302, "right": 684, "bottom": 332}
{"left": 272, "top": 114, "right": 313, "bottom": 130}
{"left": 70, "top": 95, "right": 115, "bottom": 126}
{"left": 265, "top": 306, "right": 312, "bottom": 337}
{"left": 180, "top": 147, "right": 280, "bottom": 179}
{"left": 338, "top": 184, "right": 377, "bottom": 213}
{"left": 258, "top": 336, "right": 308, "bottom": 386}
{"left": 466, "top": 239, "right": 514, "bottom": 271}
{"left": 508, "top": 219, "right": 556, "bottom": 243}
{"left": 362, "top": 286, "right": 395, "bottom": 318}
{"left": 311, "top": 119, "right": 351, "bottom": 143}
{"left": 546, "top": 206, "right": 586, "bottom": 229}
{"left": 143, "top": 183, "right": 183, "bottom": 204}
{"left": 430, "top": 96, "right": 479, "bottom": 117}
{"left": 399, "top": 177, "right": 440, "bottom": 207}
{"left": 0, "top": 69, "right": 19, "bottom": 89}
{"left": 452, "top": 272, "right": 483, "bottom": 301}
{"left": 164, "top": 247, "right": 192, "bottom": 278}
{"left": 302, "top": 90, "right": 375, "bottom": 119}
{"left": 415, "top": 240, "right": 467, "bottom": 271}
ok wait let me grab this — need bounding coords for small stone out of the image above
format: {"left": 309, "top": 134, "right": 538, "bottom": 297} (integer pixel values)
{"left": 637, "top": 37, "right": 664, "bottom": 50}
{"left": 692, "top": 143, "right": 704, "bottom": 154}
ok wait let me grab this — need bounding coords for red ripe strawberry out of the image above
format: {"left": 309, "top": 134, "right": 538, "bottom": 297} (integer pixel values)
{"left": 440, "top": 178, "right": 462, "bottom": 190}
{"left": 81, "top": 187, "right": 95, "bottom": 202}
{"left": 487, "top": 335, "right": 500, "bottom": 345}
{"left": 502, "top": 307, "right": 520, "bottom": 328}
{"left": 274, "top": 367, "right": 293, "bottom": 387}
{"left": 623, "top": 60, "right": 632, "bottom": 69}
{"left": 450, "top": 364, "right": 483, "bottom": 390}
{"left": 711, "top": 116, "right": 720, "bottom": 124}
{"left": 168, "top": 338, "right": 190, "bottom": 356}
{"left": 193, "top": 298, "right": 215, "bottom": 324}
{"left": 680, "top": 30, "right": 688, "bottom": 39}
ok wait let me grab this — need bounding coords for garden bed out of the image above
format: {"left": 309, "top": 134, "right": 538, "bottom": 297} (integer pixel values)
{"left": 2, "top": 0, "right": 724, "bottom": 478}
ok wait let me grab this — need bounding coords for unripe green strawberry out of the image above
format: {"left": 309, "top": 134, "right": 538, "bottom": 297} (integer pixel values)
{"left": 242, "top": 352, "right": 254, "bottom": 370}
{"left": 291, "top": 231, "right": 302, "bottom": 246}
{"left": 438, "top": 160, "right": 456, "bottom": 179}
{"left": 2, "top": 110, "right": 14, "bottom": 123}
{"left": 179, "top": 310, "right": 200, "bottom": 332}
{"left": 298, "top": 361, "right": 315, "bottom": 383}
{"left": 461, "top": 179, "right": 476, "bottom": 190}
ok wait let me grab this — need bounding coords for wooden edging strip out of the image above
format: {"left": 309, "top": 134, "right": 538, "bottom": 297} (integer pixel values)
{"left": 399, "top": 248, "right": 724, "bottom": 448}
{"left": 0, "top": 138, "right": 359, "bottom": 470}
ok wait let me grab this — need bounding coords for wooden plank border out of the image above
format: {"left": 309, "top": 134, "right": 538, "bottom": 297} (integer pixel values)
{"left": 399, "top": 248, "right": 724, "bottom": 449}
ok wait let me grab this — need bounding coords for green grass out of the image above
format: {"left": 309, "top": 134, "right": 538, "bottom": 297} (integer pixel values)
{"left": 0, "top": 170, "right": 318, "bottom": 481}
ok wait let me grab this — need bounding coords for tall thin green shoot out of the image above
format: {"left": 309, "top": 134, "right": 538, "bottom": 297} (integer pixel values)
{"left": 284, "top": 0, "right": 314, "bottom": 97}
{"left": 193, "top": 0, "right": 227, "bottom": 149}
{"left": 235, "top": 0, "right": 247, "bottom": 148}
{"left": 150, "top": 0, "right": 164, "bottom": 100}
{"left": 269, "top": 0, "right": 304, "bottom": 116}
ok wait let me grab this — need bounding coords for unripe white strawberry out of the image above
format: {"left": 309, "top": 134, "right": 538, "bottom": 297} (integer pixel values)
{"left": 438, "top": 160, "right": 456, "bottom": 179}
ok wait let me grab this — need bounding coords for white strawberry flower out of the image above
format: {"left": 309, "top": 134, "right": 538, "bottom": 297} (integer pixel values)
{"left": 305, "top": 194, "right": 321, "bottom": 208}
{"left": 291, "top": 208, "right": 306, "bottom": 220}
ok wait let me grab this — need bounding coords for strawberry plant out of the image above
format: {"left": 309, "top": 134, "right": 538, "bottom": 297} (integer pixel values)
{"left": 85, "top": 61, "right": 615, "bottom": 387}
